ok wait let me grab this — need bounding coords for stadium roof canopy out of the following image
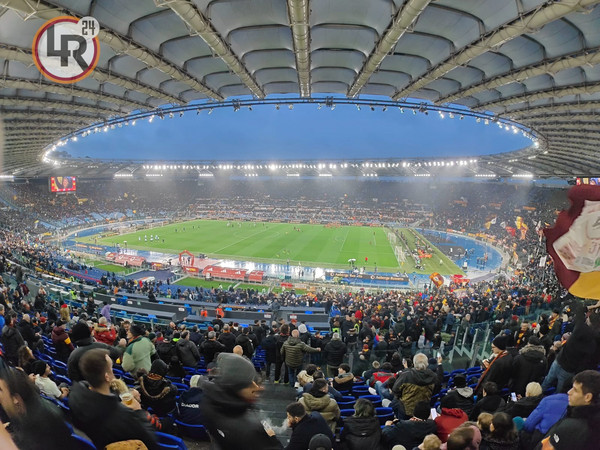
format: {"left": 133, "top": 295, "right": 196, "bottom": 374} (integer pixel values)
{"left": 1, "top": 0, "right": 600, "bottom": 179}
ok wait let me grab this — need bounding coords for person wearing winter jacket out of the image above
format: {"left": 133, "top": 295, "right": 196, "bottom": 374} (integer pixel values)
{"left": 1, "top": 313, "right": 25, "bottom": 365}
{"left": 479, "top": 412, "right": 519, "bottom": 450}
{"left": 442, "top": 374, "right": 475, "bottom": 417}
{"left": 281, "top": 329, "right": 320, "bottom": 386}
{"left": 51, "top": 319, "right": 74, "bottom": 362}
{"left": 500, "top": 382, "right": 543, "bottom": 419}
{"left": 340, "top": 398, "right": 382, "bottom": 450}
{"left": 137, "top": 359, "right": 178, "bottom": 417}
{"left": 520, "top": 393, "right": 568, "bottom": 449}
{"left": 176, "top": 331, "right": 200, "bottom": 368}
{"left": 511, "top": 336, "right": 547, "bottom": 397}
{"left": 200, "top": 330, "right": 226, "bottom": 365}
{"left": 235, "top": 327, "right": 255, "bottom": 359}
{"left": 175, "top": 375, "right": 204, "bottom": 425}
{"left": 470, "top": 382, "right": 506, "bottom": 421}
{"left": 542, "top": 301, "right": 600, "bottom": 393}
{"left": 332, "top": 363, "right": 354, "bottom": 392}
{"left": 382, "top": 401, "right": 437, "bottom": 450}
{"left": 434, "top": 395, "right": 468, "bottom": 443}
{"left": 392, "top": 353, "right": 443, "bottom": 418}
{"left": 92, "top": 317, "right": 117, "bottom": 345}
{"left": 324, "top": 332, "right": 347, "bottom": 378}
{"left": 122, "top": 324, "right": 156, "bottom": 374}
{"left": 476, "top": 335, "right": 513, "bottom": 396}
{"left": 299, "top": 378, "right": 341, "bottom": 433}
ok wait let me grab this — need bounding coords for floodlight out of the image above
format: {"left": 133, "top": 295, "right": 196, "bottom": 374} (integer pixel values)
{"left": 169, "top": 112, "right": 174, "bottom": 119}
{"left": 179, "top": 111, "right": 184, "bottom": 117}
{"left": 288, "top": 104, "right": 293, "bottom": 110}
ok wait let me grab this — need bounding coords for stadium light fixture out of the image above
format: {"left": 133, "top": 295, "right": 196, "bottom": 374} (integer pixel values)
{"left": 476, "top": 117, "right": 481, "bottom": 123}
{"left": 208, "top": 108, "right": 213, "bottom": 114}
{"left": 288, "top": 104, "right": 293, "bottom": 110}
{"left": 382, "top": 106, "right": 387, "bottom": 112}
{"left": 276, "top": 104, "right": 280, "bottom": 110}
{"left": 179, "top": 111, "right": 184, "bottom": 117}
{"left": 131, "top": 120, "right": 136, "bottom": 126}
{"left": 169, "top": 112, "right": 174, "bottom": 119}
{"left": 356, "top": 104, "right": 361, "bottom": 111}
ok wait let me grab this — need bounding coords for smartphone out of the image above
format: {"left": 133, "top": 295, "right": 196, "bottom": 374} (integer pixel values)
{"left": 436, "top": 352, "right": 441, "bottom": 359}
{"left": 261, "top": 420, "right": 271, "bottom": 431}
{"left": 510, "top": 392, "right": 517, "bottom": 402}
{"left": 430, "top": 408, "right": 438, "bottom": 419}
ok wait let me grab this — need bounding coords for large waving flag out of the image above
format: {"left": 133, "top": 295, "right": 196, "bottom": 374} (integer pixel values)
{"left": 545, "top": 185, "right": 600, "bottom": 299}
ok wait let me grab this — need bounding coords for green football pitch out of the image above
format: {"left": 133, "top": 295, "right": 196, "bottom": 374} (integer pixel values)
{"left": 77, "top": 220, "right": 460, "bottom": 274}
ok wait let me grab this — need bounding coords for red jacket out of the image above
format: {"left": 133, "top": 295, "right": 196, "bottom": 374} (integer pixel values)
{"left": 434, "top": 408, "right": 468, "bottom": 443}
{"left": 93, "top": 324, "right": 117, "bottom": 345}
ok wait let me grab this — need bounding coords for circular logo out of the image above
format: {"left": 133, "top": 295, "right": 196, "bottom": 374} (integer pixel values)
{"left": 32, "top": 16, "right": 100, "bottom": 84}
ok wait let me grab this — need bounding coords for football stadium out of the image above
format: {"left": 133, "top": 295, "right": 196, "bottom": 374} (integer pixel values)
{"left": 0, "top": 1, "right": 600, "bottom": 449}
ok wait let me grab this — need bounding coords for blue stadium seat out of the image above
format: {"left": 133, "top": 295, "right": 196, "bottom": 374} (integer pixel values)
{"left": 156, "top": 431, "right": 187, "bottom": 450}
{"left": 54, "top": 374, "right": 72, "bottom": 386}
{"left": 357, "top": 394, "right": 382, "bottom": 407}
{"left": 340, "top": 409, "right": 355, "bottom": 417}
{"left": 174, "top": 420, "right": 209, "bottom": 440}
{"left": 71, "top": 433, "right": 96, "bottom": 449}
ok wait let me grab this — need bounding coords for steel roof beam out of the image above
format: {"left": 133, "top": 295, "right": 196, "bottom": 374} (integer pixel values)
{"left": 393, "top": 0, "right": 600, "bottom": 100}
{"left": 505, "top": 100, "right": 600, "bottom": 117}
{"left": 348, "top": 0, "right": 432, "bottom": 97}
{"left": 2, "top": 0, "right": 222, "bottom": 101}
{"left": 438, "top": 47, "right": 600, "bottom": 105}
{"left": 287, "top": 0, "right": 311, "bottom": 97}
{"left": 0, "top": 44, "right": 182, "bottom": 105}
{"left": 477, "top": 82, "right": 600, "bottom": 109}
{"left": 0, "top": 97, "right": 119, "bottom": 116}
{"left": 157, "top": 0, "right": 264, "bottom": 98}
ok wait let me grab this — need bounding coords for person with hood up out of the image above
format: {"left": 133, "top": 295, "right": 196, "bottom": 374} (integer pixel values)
{"left": 69, "top": 348, "right": 158, "bottom": 449}
{"left": 282, "top": 329, "right": 320, "bottom": 387}
{"left": 299, "top": 378, "right": 341, "bottom": 433}
{"left": 137, "top": 359, "right": 178, "bottom": 417}
{"left": 340, "top": 397, "right": 382, "bottom": 450}
{"left": 175, "top": 374, "right": 204, "bottom": 425}
{"left": 200, "top": 353, "right": 283, "bottom": 449}
{"left": 67, "top": 321, "right": 120, "bottom": 382}
{"left": 176, "top": 330, "right": 201, "bottom": 367}
{"left": 51, "top": 319, "right": 74, "bottom": 362}
{"left": 392, "top": 353, "right": 443, "bottom": 418}
{"left": 511, "top": 336, "right": 547, "bottom": 397}
{"left": 92, "top": 316, "right": 117, "bottom": 345}
{"left": 442, "top": 374, "right": 475, "bottom": 417}
{"left": 434, "top": 394, "right": 468, "bottom": 443}
{"left": 324, "top": 332, "right": 347, "bottom": 378}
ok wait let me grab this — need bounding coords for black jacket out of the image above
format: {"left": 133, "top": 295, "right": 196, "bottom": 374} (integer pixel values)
{"left": 1, "top": 325, "right": 25, "bottom": 364}
{"left": 137, "top": 375, "right": 178, "bottom": 417}
{"left": 382, "top": 418, "right": 436, "bottom": 450}
{"left": 176, "top": 386, "right": 204, "bottom": 425}
{"left": 443, "top": 386, "right": 475, "bottom": 416}
{"left": 176, "top": 338, "right": 200, "bottom": 367}
{"left": 470, "top": 394, "right": 506, "bottom": 421}
{"left": 500, "top": 395, "right": 543, "bottom": 419}
{"left": 512, "top": 345, "right": 547, "bottom": 396}
{"left": 324, "top": 339, "right": 347, "bottom": 367}
{"left": 69, "top": 381, "right": 158, "bottom": 449}
{"left": 201, "top": 339, "right": 226, "bottom": 364}
{"left": 236, "top": 334, "right": 255, "bottom": 359}
{"left": 286, "top": 412, "right": 336, "bottom": 450}
{"left": 557, "top": 302, "right": 600, "bottom": 373}
{"left": 200, "top": 382, "right": 283, "bottom": 450}
{"left": 67, "top": 338, "right": 119, "bottom": 382}
{"left": 477, "top": 352, "right": 513, "bottom": 394}
{"left": 156, "top": 340, "right": 177, "bottom": 363}
{"left": 218, "top": 332, "right": 237, "bottom": 353}
{"left": 340, "top": 416, "right": 382, "bottom": 450}
{"left": 17, "top": 321, "right": 38, "bottom": 349}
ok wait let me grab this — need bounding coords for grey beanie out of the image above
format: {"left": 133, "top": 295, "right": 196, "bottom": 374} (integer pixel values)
{"left": 216, "top": 353, "right": 256, "bottom": 391}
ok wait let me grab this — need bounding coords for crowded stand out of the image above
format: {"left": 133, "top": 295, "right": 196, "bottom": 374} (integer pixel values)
{"left": 0, "top": 179, "right": 595, "bottom": 449}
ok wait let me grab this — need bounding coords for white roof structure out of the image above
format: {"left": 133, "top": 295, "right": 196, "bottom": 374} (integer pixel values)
{"left": 1, "top": 0, "right": 599, "bottom": 178}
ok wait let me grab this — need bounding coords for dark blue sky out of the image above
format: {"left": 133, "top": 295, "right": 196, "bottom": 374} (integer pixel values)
{"left": 63, "top": 102, "right": 531, "bottom": 161}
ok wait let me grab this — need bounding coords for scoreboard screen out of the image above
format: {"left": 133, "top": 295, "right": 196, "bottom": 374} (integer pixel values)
{"left": 49, "top": 176, "right": 77, "bottom": 192}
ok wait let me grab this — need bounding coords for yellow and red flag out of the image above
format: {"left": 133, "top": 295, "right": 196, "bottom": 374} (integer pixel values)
{"left": 545, "top": 185, "right": 600, "bottom": 299}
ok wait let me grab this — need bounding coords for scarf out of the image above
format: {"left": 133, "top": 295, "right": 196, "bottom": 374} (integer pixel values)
{"left": 475, "top": 351, "right": 508, "bottom": 392}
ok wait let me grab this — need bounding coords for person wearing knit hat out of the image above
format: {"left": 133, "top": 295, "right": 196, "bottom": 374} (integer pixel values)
{"left": 137, "top": 358, "right": 177, "bottom": 417}
{"left": 200, "top": 353, "right": 282, "bottom": 449}
{"left": 475, "top": 335, "right": 513, "bottom": 396}
{"left": 67, "top": 320, "right": 120, "bottom": 382}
